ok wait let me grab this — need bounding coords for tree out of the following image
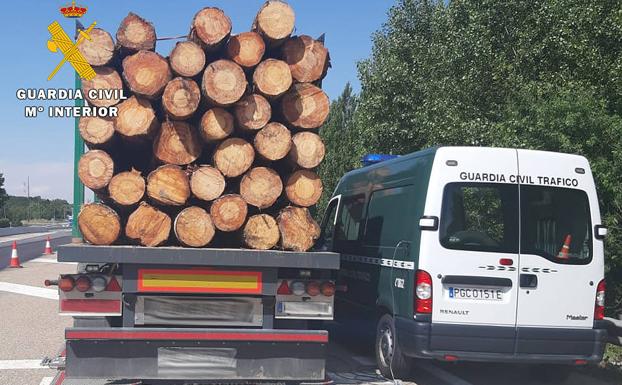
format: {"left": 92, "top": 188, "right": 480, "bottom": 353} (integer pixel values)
{"left": 0, "top": 173, "right": 7, "bottom": 216}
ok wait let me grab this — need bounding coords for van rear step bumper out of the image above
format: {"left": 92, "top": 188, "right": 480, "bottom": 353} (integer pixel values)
{"left": 397, "top": 319, "right": 607, "bottom": 364}
{"left": 64, "top": 328, "right": 328, "bottom": 382}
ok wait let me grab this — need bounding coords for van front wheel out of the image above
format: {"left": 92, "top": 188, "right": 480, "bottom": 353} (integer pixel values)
{"left": 375, "top": 314, "right": 411, "bottom": 379}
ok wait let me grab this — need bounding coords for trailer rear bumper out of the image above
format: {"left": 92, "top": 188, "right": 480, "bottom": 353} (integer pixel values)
{"left": 64, "top": 328, "right": 328, "bottom": 382}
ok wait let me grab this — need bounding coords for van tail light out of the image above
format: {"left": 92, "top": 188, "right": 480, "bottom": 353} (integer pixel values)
{"left": 59, "top": 277, "right": 75, "bottom": 292}
{"left": 415, "top": 270, "right": 433, "bottom": 314}
{"left": 595, "top": 279, "right": 605, "bottom": 320}
{"left": 320, "top": 281, "right": 336, "bottom": 297}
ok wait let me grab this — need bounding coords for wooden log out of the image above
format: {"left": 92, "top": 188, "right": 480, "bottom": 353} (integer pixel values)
{"left": 162, "top": 77, "right": 201, "bottom": 119}
{"left": 240, "top": 167, "right": 283, "bottom": 209}
{"left": 78, "top": 203, "right": 121, "bottom": 246}
{"left": 285, "top": 170, "right": 322, "bottom": 207}
{"left": 108, "top": 169, "right": 145, "bottom": 206}
{"left": 126, "top": 202, "right": 172, "bottom": 247}
{"left": 116, "top": 12, "right": 156, "bottom": 53}
{"left": 210, "top": 194, "right": 248, "bottom": 232}
{"left": 78, "top": 28, "right": 115, "bottom": 66}
{"left": 81, "top": 67, "right": 123, "bottom": 107}
{"left": 226, "top": 32, "right": 265, "bottom": 69}
{"left": 213, "top": 138, "right": 255, "bottom": 178}
{"left": 253, "top": 1, "right": 295, "bottom": 47}
{"left": 122, "top": 50, "right": 172, "bottom": 99}
{"left": 199, "top": 108, "right": 234, "bottom": 142}
{"left": 282, "top": 35, "right": 329, "bottom": 83}
{"left": 190, "top": 7, "right": 232, "bottom": 50}
{"left": 253, "top": 59, "right": 292, "bottom": 98}
{"left": 79, "top": 116, "right": 115, "bottom": 148}
{"left": 254, "top": 122, "right": 291, "bottom": 161}
{"left": 174, "top": 206, "right": 215, "bottom": 247}
{"left": 243, "top": 214, "right": 279, "bottom": 250}
{"left": 281, "top": 83, "right": 330, "bottom": 129}
{"left": 169, "top": 41, "right": 206, "bottom": 78}
{"left": 277, "top": 206, "right": 320, "bottom": 251}
{"left": 190, "top": 166, "right": 225, "bottom": 202}
{"left": 114, "top": 96, "right": 159, "bottom": 140}
{"left": 153, "top": 120, "right": 202, "bottom": 165}
{"left": 201, "top": 59, "right": 247, "bottom": 107}
{"left": 289, "top": 131, "right": 325, "bottom": 169}
{"left": 146, "top": 165, "right": 190, "bottom": 206}
{"left": 233, "top": 94, "right": 271, "bottom": 131}
{"left": 78, "top": 150, "right": 114, "bottom": 191}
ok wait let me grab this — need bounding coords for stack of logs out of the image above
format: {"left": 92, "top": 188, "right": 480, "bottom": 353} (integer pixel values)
{"left": 76, "top": 1, "right": 330, "bottom": 252}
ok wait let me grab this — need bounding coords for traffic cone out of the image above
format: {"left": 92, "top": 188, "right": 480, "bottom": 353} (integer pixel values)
{"left": 44, "top": 236, "right": 53, "bottom": 255}
{"left": 9, "top": 241, "right": 22, "bottom": 268}
{"left": 557, "top": 234, "right": 572, "bottom": 260}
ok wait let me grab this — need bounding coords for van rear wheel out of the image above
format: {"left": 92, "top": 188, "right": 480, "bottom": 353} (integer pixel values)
{"left": 375, "top": 314, "right": 411, "bottom": 379}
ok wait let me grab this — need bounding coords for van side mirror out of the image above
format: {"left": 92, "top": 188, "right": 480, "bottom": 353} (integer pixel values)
{"left": 595, "top": 225, "right": 608, "bottom": 240}
{"left": 419, "top": 216, "right": 439, "bottom": 231}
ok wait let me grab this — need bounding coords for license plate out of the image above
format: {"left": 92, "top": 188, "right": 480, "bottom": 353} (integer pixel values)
{"left": 448, "top": 287, "right": 503, "bottom": 301}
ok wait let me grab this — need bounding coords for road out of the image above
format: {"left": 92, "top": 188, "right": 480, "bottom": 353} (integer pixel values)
{"left": 0, "top": 230, "right": 71, "bottom": 269}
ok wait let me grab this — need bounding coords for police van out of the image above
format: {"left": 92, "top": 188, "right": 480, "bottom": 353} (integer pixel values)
{"left": 316, "top": 147, "right": 608, "bottom": 378}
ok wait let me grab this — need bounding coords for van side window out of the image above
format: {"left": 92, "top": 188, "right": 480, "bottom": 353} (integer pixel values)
{"left": 363, "top": 186, "right": 415, "bottom": 247}
{"left": 335, "top": 194, "right": 365, "bottom": 252}
{"left": 316, "top": 198, "right": 340, "bottom": 251}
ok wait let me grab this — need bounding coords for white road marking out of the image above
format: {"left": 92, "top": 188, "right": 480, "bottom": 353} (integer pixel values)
{"left": 0, "top": 359, "right": 45, "bottom": 370}
{"left": 39, "top": 377, "right": 54, "bottom": 385}
{"left": 415, "top": 361, "right": 474, "bottom": 385}
{"left": 28, "top": 255, "right": 76, "bottom": 265}
{"left": 0, "top": 282, "right": 58, "bottom": 300}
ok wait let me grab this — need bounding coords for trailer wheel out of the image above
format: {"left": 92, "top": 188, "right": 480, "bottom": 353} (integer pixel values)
{"left": 375, "top": 314, "right": 411, "bottom": 379}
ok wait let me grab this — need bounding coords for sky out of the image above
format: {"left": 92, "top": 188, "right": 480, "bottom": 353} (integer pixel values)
{"left": 0, "top": 0, "right": 394, "bottom": 202}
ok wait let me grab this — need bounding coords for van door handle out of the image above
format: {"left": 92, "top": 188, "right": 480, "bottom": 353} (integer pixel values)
{"left": 519, "top": 274, "right": 538, "bottom": 288}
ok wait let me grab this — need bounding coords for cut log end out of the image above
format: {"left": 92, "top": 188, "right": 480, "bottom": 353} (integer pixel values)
{"left": 170, "top": 41, "right": 206, "bottom": 77}
{"left": 81, "top": 67, "right": 123, "bottom": 107}
{"left": 253, "top": 59, "right": 292, "bottom": 98}
{"left": 153, "top": 121, "right": 202, "bottom": 165}
{"left": 210, "top": 194, "right": 248, "bottom": 232}
{"left": 213, "top": 138, "right": 255, "bottom": 178}
{"left": 277, "top": 206, "right": 320, "bottom": 251}
{"left": 240, "top": 167, "right": 283, "bottom": 209}
{"left": 254, "top": 122, "right": 292, "bottom": 161}
{"left": 226, "top": 32, "right": 265, "bottom": 68}
{"left": 78, "top": 28, "right": 115, "bottom": 66}
{"left": 200, "top": 108, "right": 234, "bottom": 142}
{"left": 78, "top": 203, "right": 121, "bottom": 246}
{"left": 146, "top": 165, "right": 190, "bottom": 206}
{"left": 281, "top": 83, "right": 330, "bottom": 129}
{"left": 285, "top": 170, "right": 323, "bottom": 207}
{"left": 234, "top": 94, "right": 271, "bottom": 131}
{"left": 282, "top": 35, "right": 329, "bottom": 83}
{"left": 202, "top": 59, "right": 247, "bottom": 106}
{"left": 78, "top": 150, "right": 114, "bottom": 190}
{"left": 289, "top": 131, "right": 325, "bottom": 169}
{"left": 114, "top": 96, "right": 159, "bottom": 139}
{"left": 126, "top": 202, "right": 172, "bottom": 247}
{"left": 253, "top": 1, "right": 295, "bottom": 46}
{"left": 162, "top": 77, "right": 201, "bottom": 119}
{"left": 190, "top": 166, "right": 225, "bottom": 202}
{"left": 174, "top": 206, "right": 215, "bottom": 247}
{"left": 191, "top": 7, "right": 232, "bottom": 49}
{"left": 243, "top": 214, "right": 279, "bottom": 250}
{"left": 116, "top": 12, "right": 156, "bottom": 52}
{"left": 79, "top": 116, "right": 115, "bottom": 148}
{"left": 122, "top": 50, "right": 172, "bottom": 99}
{"left": 108, "top": 169, "right": 145, "bottom": 206}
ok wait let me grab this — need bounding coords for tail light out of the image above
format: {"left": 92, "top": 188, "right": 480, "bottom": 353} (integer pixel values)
{"left": 59, "top": 277, "right": 75, "bottom": 292}
{"left": 75, "top": 276, "right": 92, "bottom": 292}
{"left": 277, "top": 280, "right": 292, "bottom": 295}
{"left": 320, "top": 281, "right": 336, "bottom": 297}
{"left": 306, "top": 281, "right": 321, "bottom": 296}
{"left": 595, "top": 279, "right": 605, "bottom": 320}
{"left": 415, "top": 270, "right": 432, "bottom": 314}
{"left": 91, "top": 276, "right": 107, "bottom": 292}
{"left": 290, "top": 281, "right": 306, "bottom": 296}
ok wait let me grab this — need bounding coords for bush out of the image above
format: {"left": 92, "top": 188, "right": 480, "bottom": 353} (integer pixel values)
{"left": 0, "top": 218, "right": 10, "bottom": 228}
{"left": 9, "top": 220, "right": 21, "bottom": 227}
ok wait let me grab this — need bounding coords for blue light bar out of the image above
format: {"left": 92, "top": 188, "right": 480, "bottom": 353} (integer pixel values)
{"left": 361, "top": 154, "right": 399, "bottom": 167}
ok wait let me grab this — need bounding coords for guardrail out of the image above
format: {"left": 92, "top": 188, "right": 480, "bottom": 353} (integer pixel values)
{"left": 605, "top": 317, "right": 622, "bottom": 346}
{"left": 0, "top": 224, "right": 69, "bottom": 238}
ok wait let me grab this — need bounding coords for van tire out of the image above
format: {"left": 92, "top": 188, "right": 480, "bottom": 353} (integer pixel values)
{"left": 375, "top": 314, "right": 411, "bottom": 379}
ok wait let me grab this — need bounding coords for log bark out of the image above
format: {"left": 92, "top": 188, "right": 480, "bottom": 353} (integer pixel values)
{"left": 277, "top": 206, "right": 320, "bottom": 251}
{"left": 190, "top": 165, "right": 225, "bottom": 202}
{"left": 146, "top": 165, "right": 190, "bottom": 206}
{"left": 282, "top": 35, "right": 329, "bottom": 83}
{"left": 240, "top": 167, "right": 283, "bottom": 209}
{"left": 210, "top": 194, "right": 248, "bottom": 232}
{"left": 162, "top": 77, "right": 201, "bottom": 119}
{"left": 174, "top": 206, "right": 215, "bottom": 247}
{"left": 153, "top": 120, "right": 202, "bottom": 165}
{"left": 243, "top": 214, "right": 279, "bottom": 250}
{"left": 226, "top": 32, "right": 265, "bottom": 69}
{"left": 254, "top": 122, "right": 291, "bottom": 161}
{"left": 81, "top": 67, "right": 123, "bottom": 107}
{"left": 79, "top": 116, "right": 115, "bottom": 148}
{"left": 201, "top": 59, "right": 247, "bottom": 106}
{"left": 126, "top": 202, "right": 172, "bottom": 247}
{"left": 280, "top": 83, "right": 330, "bottom": 129}
{"left": 233, "top": 94, "right": 271, "bottom": 131}
{"left": 213, "top": 138, "right": 255, "bottom": 178}
{"left": 169, "top": 41, "right": 206, "bottom": 78}
{"left": 78, "top": 203, "right": 121, "bottom": 246}
{"left": 199, "top": 108, "right": 234, "bottom": 142}
{"left": 253, "top": 1, "right": 295, "bottom": 47}
{"left": 122, "top": 50, "right": 172, "bottom": 99}
{"left": 78, "top": 150, "right": 114, "bottom": 191}
{"left": 116, "top": 12, "right": 156, "bottom": 53}
{"left": 108, "top": 169, "right": 145, "bottom": 206}
{"left": 190, "top": 7, "right": 232, "bottom": 50}
{"left": 285, "top": 170, "right": 322, "bottom": 207}
{"left": 253, "top": 59, "right": 292, "bottom": 98}
{"left": 289, "top": 131, "right": 325, "bottom": 169}
{"left": 78, "top": 28, "right": 115, "bottom": 66}
{"left": 114, "top": 96, "right": 159, "bottom": 140}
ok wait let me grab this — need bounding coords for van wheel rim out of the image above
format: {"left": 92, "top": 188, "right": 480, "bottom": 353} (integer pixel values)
{"left": 379, "top": 324, "right": 394, "bottom": 367}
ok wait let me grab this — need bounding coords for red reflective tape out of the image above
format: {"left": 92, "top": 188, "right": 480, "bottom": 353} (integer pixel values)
{"left": 53, "top": 371, "right": 65, "bottom": 385}
{"left": 60, "top": 299, "right": 121, "bottom": 313}
{"left": 65, "top": 330, "right": 328, "bottom": 343}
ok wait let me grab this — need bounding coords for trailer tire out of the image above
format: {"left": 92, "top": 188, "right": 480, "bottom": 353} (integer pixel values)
{"left": 375, "top": 314, "right": 411, "bottom": 379}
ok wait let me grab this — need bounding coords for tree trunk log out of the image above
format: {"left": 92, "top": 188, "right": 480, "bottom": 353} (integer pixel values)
{"left": 253, "top": 1, "right": 295, "bottom": 47}
{"left": 81, "top": 67, "right": 123, "bottom": 107}
{"left": 78, "top": 150, "right": 114, "bottom": 191}
{"left": 201, "top": 59, "right": 247, "bottom": 106}
{"left": 285, "top": 170, "right": 322, "bottom": 207}
{"left": 78, "top": 203, "right": 121, "bottom": 246}
{"left": 126, "top": 202, "right": 172, "bottom": 246}
{"left": 253, "top": 59, "right": 292, "bottom": 98}
{"left": 116, "top": 12, "right": 156, "bottom": 53}
{"left": 162, "top": 77, "right": 201, "bottom": 119}
{"left": 277, "top": 206, "right": 320, "bottom": 251}
{"left": 210, "top": 194, "right": 248, "bottom": 232}
{"left": 190, "top": 165, "right": 225, "bottom": 202}
{"left": 226, "top": 32, "right": 265, "bottom": 69}
{"left": 108, "top": 169, "right": 145, "bottom": 206}
{"left": 122, "top": 50, "right": 172, "bottom": 99}
{"left": 240, "top": 167, "right": 283, "bottom": 209}
{"left": 169, "top": 41, "right": 206, "bottom": 78}
{"left": 153, "top": 120, "right": 202, "bottom": 165}
{"left": 243, "top": 214, "right": 279, "bottom": 250}
{"left": 282, "top": 35, "right": 329, "bottom": 83}
{"left": 213, "top": 138, "right": 255, "bottom": 178}
{"left": 79, "top": 116, "right": 115, "bottom": 148}
{"left": 146, "top": 165, "right": 190, "bottom": 206}
{"left": 190, "top": 7, "right": 232, "bottom": 50}
{"left": 254, "top": 122, "right": 291, "bottom": 161}
{"left": 234, "top": 94, "right": 271, "bottom": 131}
{"left": 199, "top": 108, "right": 234, "bottom": 143}
{"left": 280, "top": 83, "right": 330, "bottom": 129}
{"left": 174, "top": 206, "right": 215, "bottom": 247}
{"left": 78, "top": 28, "right": 115, "bottom": 66}
{"left": 289, "top": 131, "right": 325, "bottom": 169}
{"left": 114, "top": 96, "right": 159, "bottom": 140}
